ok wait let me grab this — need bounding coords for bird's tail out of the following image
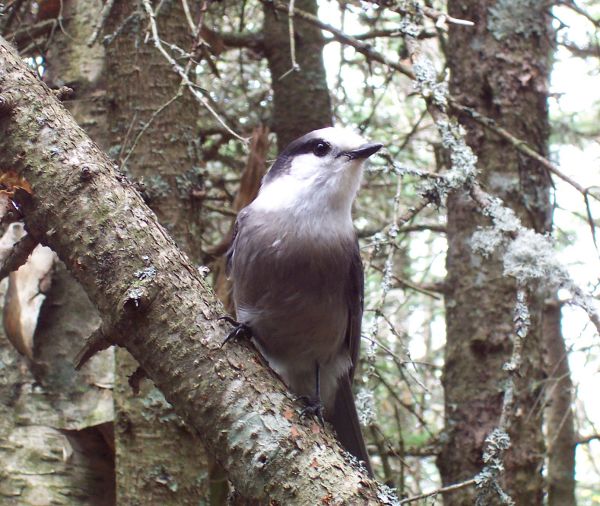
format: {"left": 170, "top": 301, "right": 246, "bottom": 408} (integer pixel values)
{"left": 328, "top": 375, "right": 373, "bottom": 476}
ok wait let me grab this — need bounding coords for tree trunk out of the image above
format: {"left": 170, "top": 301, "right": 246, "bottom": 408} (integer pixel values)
{"left": 0, "top": 266, "right": 114, "bottom": 506}
{"left": 439, "top": 1, "right": 554, "bottom": 504}
{"left": 544, "top": 301, "right": 576, "bottom": 506}
{"left": 263, "top": 0, "right": 332, "bottom": 150}
{"left": 104, "top": 1, "right": 210, "bottom": 503}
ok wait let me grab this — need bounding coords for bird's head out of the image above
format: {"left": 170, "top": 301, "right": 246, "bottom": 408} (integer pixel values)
{"left": 255, "top": 127, "right": 382, "bottom": 216}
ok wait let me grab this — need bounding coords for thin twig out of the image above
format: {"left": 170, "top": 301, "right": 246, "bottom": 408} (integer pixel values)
{"left": 261, "top": 0, "right": 415, "bottom": 79}
{"left": 203, "top": 203, "right": 238, "bottom": 217}
{"left": 329, "top": 27, "right": 436, "bottom": 41}
{"left": 451, "top": 100, "right": 598, "bottom": 201}
{"left": 375, "top": 0, "right": 474, "bottom": 27}
{"left": 361, "top": 335, "right": 437, "bottom": 369}
{"left": 398, "top": 478, "right": 477, "bottom": 504}
{"left": 102, "top": 11, "right": 140, "bottom": 46}
{"left": 370, "top": 263, "right": 442, "bottom": 299}
{"left": 279, "top": 0, "right": 300, "bottom": 80}
{"left": 141, "top": 0, "right": 248, "bottom": 143}
{"left": 558, "top": 0, "right": 600, "bottom": 28}
{"left": 87, "top": 0, "right": 116, "bottom": 46}
{"left": 7, "top": 19, "right": 55, "bottom": 48}
{"left": 120, "top": 89, "right": 183, "bottom": 169}
{"left": 577, "top": 433, "right": 600, "bottom": 446}
{"left": 181, "top": 0, "right": 197, "bottom": 34}
{"left": 179, "top": 0, "right": 212, "bottom": 79}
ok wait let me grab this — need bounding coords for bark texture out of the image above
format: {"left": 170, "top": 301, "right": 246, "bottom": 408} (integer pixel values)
{"left": 543, "top": 302, "right": 576, "bottom": 506}
{"left": 106, "top": 0, "right": 205, "bottom": 253}
{"left": 0, "top": 2, "right": 115, "bottom": 503}
{"left": 439, "top": 1, "right": 554, "bottom": 504}
{"left": 263, "top": 0, "right": 333, "bottom": 151}
{"left": 43, "top": 0, "right": 108, "bottom": 138}
{"left": 0, "top": 36, "right": 386, "bottom": 504}
{"left": 104, "top": 1, "right": 210, "bottom": 503}
{"left": 0, "top": 266, "right": 114, "bottom": 505}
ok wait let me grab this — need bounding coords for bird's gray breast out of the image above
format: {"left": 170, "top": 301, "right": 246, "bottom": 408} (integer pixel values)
{"left": 230, "top": 209, "right": 355, "bottom": 401}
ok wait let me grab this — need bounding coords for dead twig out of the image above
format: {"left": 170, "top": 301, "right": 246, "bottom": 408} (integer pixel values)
{"left": 87, "top": 0, "right": 116, "bottom": 46}
{"left": 399, "top": 478, "right": 477, "bottom": 505}
{"left": 278, "top": 0, "right": 300, "bottom": 80}
{"left": 141, "top": 0, "right": 248, "bottom": 143}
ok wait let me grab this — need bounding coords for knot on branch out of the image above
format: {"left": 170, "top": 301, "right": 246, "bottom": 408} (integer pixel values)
{"left": 79, "top": 165, "right": 96, "bottom": 182}
{"left": 121, "top": 262, "right": 160, "bottom": 313}
{"left": 74, "top": 324, "right": 113, "bottom": 370}
{"left": 0, "top": 95, "right": 16, "bottom": 117}
{"left": 52, "top": 86, "right": 74, "bottom": 101}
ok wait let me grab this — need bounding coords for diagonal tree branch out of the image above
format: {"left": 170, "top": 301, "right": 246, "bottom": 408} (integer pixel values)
{"left": 0, "top": 36, "right": 387, "bottom": 504}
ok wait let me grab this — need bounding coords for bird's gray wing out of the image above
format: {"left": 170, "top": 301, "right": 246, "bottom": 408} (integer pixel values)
{"left": 328, "top": 236, "right": 372, "bottom": 475}
{"left": 346, "top": 236, "right": 364, "bottom": 380}
{"left": 225, "top": 208, "right": 249, "bottom": 277}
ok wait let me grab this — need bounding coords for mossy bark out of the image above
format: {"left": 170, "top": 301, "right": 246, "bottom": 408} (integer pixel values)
{"left": 439, "top": 1, "right": 553, "bottom": 504}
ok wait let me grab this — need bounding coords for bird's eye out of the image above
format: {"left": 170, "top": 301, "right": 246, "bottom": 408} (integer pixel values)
{"left": 313, "top": 141, "right": 330, "bottom": 157}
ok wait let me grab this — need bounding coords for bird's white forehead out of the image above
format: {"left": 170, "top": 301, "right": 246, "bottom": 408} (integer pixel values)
{"left": 310, "top": 126, "right": 367, "bottom": 151}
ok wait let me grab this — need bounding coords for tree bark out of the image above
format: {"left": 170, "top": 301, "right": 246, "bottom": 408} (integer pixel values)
{"left": 0, "top": 244, "right": 113, "bottom": 503}
{"left": 263, "top": 0, "right": 332, "bottom": 150}
{"left": 0, "top": 265, "right": 115, "bottom": 505}
{"left": 0, "top": 36, "right": 386, "bottom": 504}
{"left": 439, "top": 1, "right": 553, "bottom": 504}
{"left": 544, "top": 301, "right": 576, "bottom": 506}
{"left": 0, "top": 2, "right": 115, "bottom": 503}
{"left": 104, "top": 1, "right": 211, "bottom": 503}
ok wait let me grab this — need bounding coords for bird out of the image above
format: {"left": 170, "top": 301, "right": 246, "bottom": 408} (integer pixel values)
{"left": 226, "top": 126, "right": 382, "bottom": 476}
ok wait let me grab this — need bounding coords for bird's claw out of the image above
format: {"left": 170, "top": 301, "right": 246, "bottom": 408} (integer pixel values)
{"left": 299, "top": 397, "right": 325, "bottom": 426}
{"left": 219, "top": 316, "right": 252, "bottom": 347}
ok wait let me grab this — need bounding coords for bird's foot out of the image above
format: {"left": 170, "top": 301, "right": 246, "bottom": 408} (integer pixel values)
{"left": 219, "top": 316, "right": 252, "bottom": 347}
{"left": 299, "top": 397, "right": 325, "bottom": 426}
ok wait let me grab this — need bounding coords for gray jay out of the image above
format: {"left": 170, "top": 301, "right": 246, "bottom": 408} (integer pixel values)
{"left": 226, "top": 127, "right": 381, "bottom": 475}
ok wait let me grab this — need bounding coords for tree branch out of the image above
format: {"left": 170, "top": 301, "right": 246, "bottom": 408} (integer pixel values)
{"left": 203, "top": 26, "right": 264, "bottom": 53}
{"left": 0, "top": 36, "right": 388, "bottom": 504}
{"left": 260, "top": 0, "right": 415, "bottom": 79}
{"left": 6, "top": 19, "right": 56, "bottom": 50}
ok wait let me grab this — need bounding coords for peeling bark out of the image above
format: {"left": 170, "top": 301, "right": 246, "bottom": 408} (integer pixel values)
{"left": 0, "top": 267, "right": 115, "bottom": 506}
{"left": 0, "top": 36, "right": 386, "bottom": 504}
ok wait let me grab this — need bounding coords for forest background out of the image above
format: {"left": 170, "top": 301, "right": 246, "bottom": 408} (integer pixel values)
{"left": 0, "top": 0, "right": 599, "bottom": 505}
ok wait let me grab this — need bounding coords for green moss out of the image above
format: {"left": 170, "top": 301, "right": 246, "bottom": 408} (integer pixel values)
{"left": 92, "top": 203, "right": 113, "bottom": 224}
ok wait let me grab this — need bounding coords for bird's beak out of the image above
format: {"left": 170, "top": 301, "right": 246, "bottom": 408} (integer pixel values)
{"left": 340, "top": 142, "right": 383, "bottom": 160}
